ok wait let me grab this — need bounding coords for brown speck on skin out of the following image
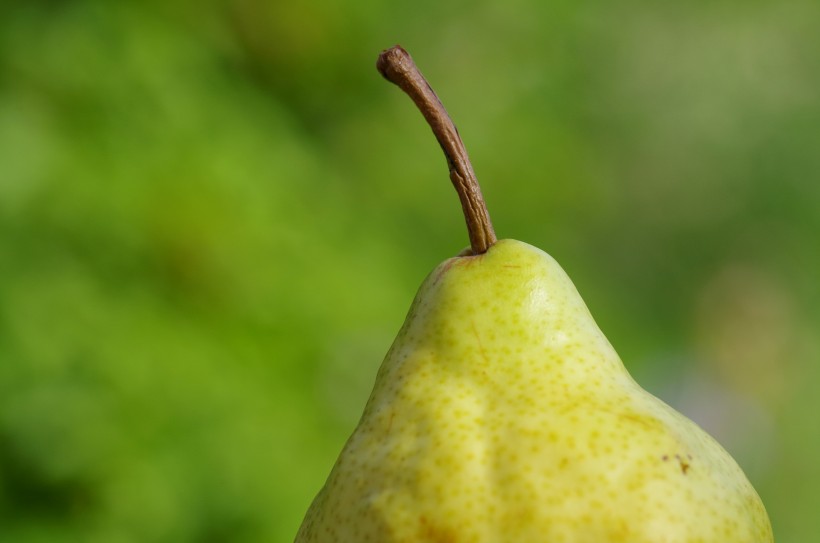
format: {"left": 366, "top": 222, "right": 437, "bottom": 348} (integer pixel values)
{"left": 660, "top": 453, "right": 691, "bottom": 473}
{"left": 419, "top": 515, "right": 457, "bottom": 543}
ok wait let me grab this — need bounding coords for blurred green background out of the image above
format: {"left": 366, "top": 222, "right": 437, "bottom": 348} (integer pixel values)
{"left": 1, "top": 0, "right": 818, "bottom": 541}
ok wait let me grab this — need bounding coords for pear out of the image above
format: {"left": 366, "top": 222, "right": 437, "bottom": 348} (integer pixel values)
{"left": 295, "top": 46, "right": 773, "bottom": 543}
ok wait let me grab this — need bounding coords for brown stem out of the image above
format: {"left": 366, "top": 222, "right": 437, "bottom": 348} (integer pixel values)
{"left": 377, "top": 45, "right": 497, "bottom": 255}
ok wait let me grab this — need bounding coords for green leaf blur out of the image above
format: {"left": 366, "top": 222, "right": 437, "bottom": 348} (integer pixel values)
{"left": 1, "top": 1, "right": 818, "bottom": 542}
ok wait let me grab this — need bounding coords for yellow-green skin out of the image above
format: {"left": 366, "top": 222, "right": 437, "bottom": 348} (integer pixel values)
{"left": 296, "top": 239, "right": 773, "bottom": 542}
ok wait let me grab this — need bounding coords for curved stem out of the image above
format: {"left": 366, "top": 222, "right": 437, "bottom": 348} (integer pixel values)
{"left": 377, "top": 45, "right": 497, "bottom": 255}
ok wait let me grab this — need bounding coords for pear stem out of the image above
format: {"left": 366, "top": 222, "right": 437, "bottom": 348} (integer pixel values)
{"left": 377, "top": 45, "right": 497, "bottom": 255}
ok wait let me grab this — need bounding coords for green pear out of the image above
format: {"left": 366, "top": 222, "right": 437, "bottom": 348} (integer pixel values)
{"left": 295, "top": 46, "right": 773, "bottom": 543}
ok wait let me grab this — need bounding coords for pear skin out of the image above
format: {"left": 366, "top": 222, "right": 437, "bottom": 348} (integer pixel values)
{"left": 296, "top": 240, "right": 773, "bottom": 542}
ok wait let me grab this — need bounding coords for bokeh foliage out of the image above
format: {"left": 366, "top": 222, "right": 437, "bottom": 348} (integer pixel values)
{"left": 1, "top": 1, "right": 818, "bottom": 541}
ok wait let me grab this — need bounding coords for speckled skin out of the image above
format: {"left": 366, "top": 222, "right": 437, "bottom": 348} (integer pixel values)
{"left": 296, "top": 239, "right": 773, "bottom": 542}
